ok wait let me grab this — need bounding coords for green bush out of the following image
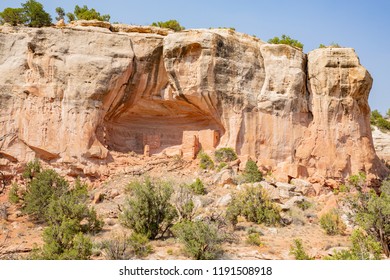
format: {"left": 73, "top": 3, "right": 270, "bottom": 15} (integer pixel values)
{"left": 348, "top": 172, "right": 367, "bottom": 191}
{"left": 0, "top": 7, "right": 27, "bottom": 26}
{"left": 348, "top": 179, "right": 390, "bottom": 257}
{"left": 189, "top": 178, "right": 206, "bottom": 195}
{"left": 151, "top": 20, "right": 184, "bottom": 31}
{"left": 289, "top": 239, "right": 313, "bottom": 260}
{"left": 246, "top": 232, "right": 262, "bottom": 246}
{"left": 8, "top": 183, "right": 20, "bottom": 204}
{"left": 217, "top": 162, "right": 228, "bottom": 171}
{"left": 0, "top": 1, "right": 51, "bottom": 27}
{"left": 67, "top": 5, "right": 110, "bottom": 22}
{"left": 319, "top": 210, "right": 346, "bottom": 235}
{"left": 198, "top": 151, "right": 214, "bottom": 170}
{"left": 44, "top": 180, "right": 103, "bottom": 234}
{"left": 325, "top": 229, "right": 382, "bottom": 260}
{"left": 120, "top": 178, "right": 177, "bottom": 239}
{"left": 128, "top": 233, "right": 153, "bottom": 258}
{"left": 242, "top": 159, "right": 263, "bottom": 183}
{"left": 371, "top": 110, "right": 390, "bottom": 132}
{"left": 267, "top": 34, "right": 303, "bottom": 49}
{"left": 22, "top": 0, "right": 52, "bottom": 27}
{"left": 172, "top": 220, "right": 224, "bottom": 260}
{"left": 214, "top": 148, "right": 237, "bottom": 163}
{"left": 17, "top": 163, "right": 102, "bottom": 260}
{"left": 296, "top": 200, "right": 311, "bottom": 211}
{"left": 34, "top": 221, "right": 93, "bottom": 260}
{"left": 22, "top": 159, "right": 41, "bottom": 180}
{"left": 226, "top": 186, "right": 281, "bottom": 227}
{"left": 22, "top": 169, "right": 69, "bottom": 221}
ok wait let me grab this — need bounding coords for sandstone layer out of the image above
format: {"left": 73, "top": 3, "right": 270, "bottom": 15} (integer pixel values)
{"left": 0, "top": 23, "right": 388, "bottom": 181}
{"left": 372, "top": 126, "right": 390, "bottom": 165}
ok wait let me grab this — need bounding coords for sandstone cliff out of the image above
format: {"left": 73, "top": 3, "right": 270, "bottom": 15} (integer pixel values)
{"left": 0, "top": 23, "right": 388, "bottom": 181}
{"left": 372, "top": 126, "right": 390, "bottom": 165}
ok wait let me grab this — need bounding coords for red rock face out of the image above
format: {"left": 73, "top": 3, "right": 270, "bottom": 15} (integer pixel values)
{"left": 0, "top": 25, "right": 387, "bottom": 181}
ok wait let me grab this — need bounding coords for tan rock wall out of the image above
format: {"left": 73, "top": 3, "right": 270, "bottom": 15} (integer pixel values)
{"left": 0, "top": 26, "right": 387, "bottom": 181}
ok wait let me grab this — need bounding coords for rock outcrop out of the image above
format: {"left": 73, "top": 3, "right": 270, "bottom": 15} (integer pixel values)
{"left": 372, "top": 126, "right": 390, "bottom": 165}
{"left": 0, "top": 23, "right": 388, "bottom": 181}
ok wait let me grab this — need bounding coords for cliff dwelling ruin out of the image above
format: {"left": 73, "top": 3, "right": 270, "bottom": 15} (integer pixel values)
{"left": 101, "top": 99, "right": 221, "bottom": 159}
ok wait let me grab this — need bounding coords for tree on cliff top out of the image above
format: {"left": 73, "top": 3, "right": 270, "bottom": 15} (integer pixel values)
{"left": 66, "top": 5, "right": 110, "bottom": 22}
{"left": 22, "top": 0, "right": 52, "bottom": 27}
{"left": 55, "top": 7, "right": 65, "bottom": 22}
{"left": 268, "top": 34, "right": 304, "bottom": 50}
{"left": 0, "top": 8, "right": 27, "bottom": 26}
{"left": 151, "top": 20, "right": 184, "bottom": 31}
{"left": 0, "top": 0, "right": 51, "bottom": 27}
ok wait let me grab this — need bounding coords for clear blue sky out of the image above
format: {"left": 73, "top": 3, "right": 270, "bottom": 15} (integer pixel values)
{"left": 1, "top": 0, "right": 389, "bottom": 114}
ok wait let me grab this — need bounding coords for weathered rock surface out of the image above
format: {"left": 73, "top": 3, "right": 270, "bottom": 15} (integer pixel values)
{"left": 0, "top": 24, "right": 388, "bottom": 181}
{"left": 372, "top": 126, "right": 390, "bottom": 165}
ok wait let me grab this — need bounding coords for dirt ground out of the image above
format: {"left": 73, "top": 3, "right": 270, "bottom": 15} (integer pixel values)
{"left": 0, "top": 155, "right": 354, "bottom": 260}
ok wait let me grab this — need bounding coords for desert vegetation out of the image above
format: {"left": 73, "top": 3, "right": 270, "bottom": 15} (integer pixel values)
{"left": 0, "top": 0, "right": 51, "bottom": 27}
{"left": 151, "top": 19, "right": 184, "bottom": 31}
{"left": 8, "top": 161, "right": 103, "bottom": 260}
{"left": 2, "top": 146, "right": 390, "bottom": 261}
{"left": 371, "top": 109, "right": 390, "bottom": 132}
{"left": 267, "top": 34, "right": 304, "bottom": 49}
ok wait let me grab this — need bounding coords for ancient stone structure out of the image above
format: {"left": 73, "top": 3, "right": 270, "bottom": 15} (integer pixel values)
{"left": 0, "top": 22, "right": 387, "bottom": 181}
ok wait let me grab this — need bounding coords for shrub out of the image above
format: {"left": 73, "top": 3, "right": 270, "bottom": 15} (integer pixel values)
{"left": 198, "top": 151, "right": 214, "bottom": 170}
{"left": 226, "top": 186, "right": 281, "bottom": 227}
{"left": 172, "top": 185, "right": 196, "bottom": 222}
{"left": 16, "top": 165, "right": 102, "bottom": 260}
{"left": 44, "top": 180, "right": 103, "bottom": 234}
{"left": 242, "top": 159, "right": 263, "bottom": 183}
{"left": 22, "top": 0, "right": 52, "bottom": 27}
{"left": 22, "top": 159, "right": 41, "bottom": 180}
{"left": 296, "top": 200, "right": 311, "bottom": 211}
{"left": 67, "top": 5, "right": 110, "bottom": 22}
{"left": 267, "top": 34, "right": 303, "bottom": 49}
{"left": 246, "top": 232, "right": 262, "bottom": 246}
{"left": 8, "top": 183, "right": 20, "bottom": 204}
{"left": 101, "top": 234, "right": 130, "bottom": 260}
{"left": 214, "top": 148, "right": 237, "bottom": 162}
{"left": 319, "top": 42, "right": 341, "bottom": 48}
{"left": 348, "top": 179, "right": 390, "bottom": 257}
{"left": 325, "top": 229, "right": 382, "bottom": 260}
{"left": 128, "top": 232, "right": 153, "bottom": 258}
{"left": 22, "top": 169, "right": 69, "bottom": 221}
{"left": 34, "top": 221, "right": 93, "bottom": 260}
{"left": 101, "top": 233, "right": 152, "bottom": 260}
{"left": 189, "top": 178, "right": 206, "bottom": 195}
{"left": 371, "top": 110, "right": 390, "bottom": 132}
{"left": 120, "top": 178, "right": 177, "bottom": 239}
{"left": 289, "top": 239, "right": 313, "bottom": 260}
{"left": 172, "top": 220, "right": 224, "bottom": 260}
{"left": 348, "top": 172, "right": 367, "bottom": 191}
{"left": 151, "top": 20, "right": 184, "bottom": 31}
{"left": 319, "top": 210, "right": 346, "bottom": 235}
{"left": 217, "top": 162, "right": 228, "bottom": 171}
{"left": 0, "top": 8, "right": 27, "bottom": 26}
